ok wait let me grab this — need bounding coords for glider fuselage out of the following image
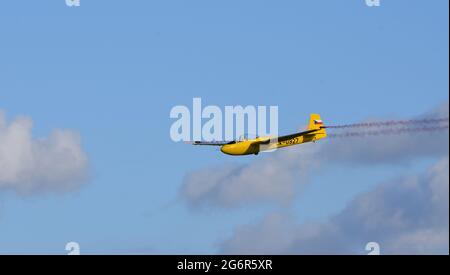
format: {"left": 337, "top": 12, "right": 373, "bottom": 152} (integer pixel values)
{"left": 192, "top": 114, "right": 327, "bottom": 156}
{"left": 220, "top": 131, "right": 321, "bottom": 156}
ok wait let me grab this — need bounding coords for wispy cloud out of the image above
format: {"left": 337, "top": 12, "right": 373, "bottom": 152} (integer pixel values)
{"left": 220, "top": 156, "right": 449, "bottom": 254}
{"left": 0, "top": 110, "right": 89, "bottom": 195}
{"left": 181, "top": 145, "right": 319, "bottom": 208}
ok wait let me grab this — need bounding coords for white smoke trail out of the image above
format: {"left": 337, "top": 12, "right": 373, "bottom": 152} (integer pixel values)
{"left": 325, "top": 117, "right": 449, "bottom": 129}
{"left": 328, "top": 125, "right": 449, "bottom": 138}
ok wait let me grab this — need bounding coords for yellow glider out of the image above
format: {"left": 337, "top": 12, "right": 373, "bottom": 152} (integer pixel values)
{"left": 192, "top": 114, "right": 327, "bottom": 156}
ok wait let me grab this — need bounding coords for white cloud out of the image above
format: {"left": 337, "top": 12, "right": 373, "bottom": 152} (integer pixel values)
{"left": 0, "top": 111, "right": 89, "bottom": 195}
{"left": 181, "top": 144, "right": 319, "bottom": 208}
{"left": 220, "top": 157, "right": 449, "bottom": 255}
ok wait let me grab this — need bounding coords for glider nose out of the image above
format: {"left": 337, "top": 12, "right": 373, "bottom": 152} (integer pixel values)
{"left": 221, "top": 144, "right": 239, "bottom": 155}
{"left": 220, "top": 143, "right": 253, "bottom": 155}
{"left": 220, "top": 145, "right": 231, "bottom": 155}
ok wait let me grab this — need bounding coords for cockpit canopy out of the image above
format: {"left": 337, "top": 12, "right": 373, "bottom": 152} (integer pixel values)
{"left": 237, "top": 133, "right": 259, "bottom": 142}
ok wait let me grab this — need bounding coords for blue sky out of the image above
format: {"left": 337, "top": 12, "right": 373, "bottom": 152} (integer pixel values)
{"left": 0, "top": 0, "right": 448, "bottom": 254}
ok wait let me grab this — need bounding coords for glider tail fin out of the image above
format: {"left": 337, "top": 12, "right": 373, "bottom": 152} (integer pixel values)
{"left": 307, "top": 114, "right": 327, "bottom": 141}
